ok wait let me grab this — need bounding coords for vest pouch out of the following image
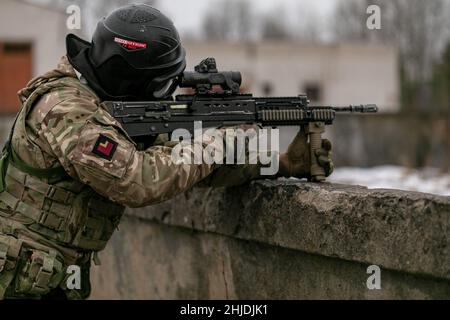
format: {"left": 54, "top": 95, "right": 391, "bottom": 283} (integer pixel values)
{"left": 0, "top": 145, "right": 10, "bottom": 193}
{"left": 13, "top": 246, "right": 65, "bottom": 297}
{"left": 70, "top": 190, "right": 124, "bottom": 252}
{"left": 0, "top": 233, "right": 23, "bottom": 298}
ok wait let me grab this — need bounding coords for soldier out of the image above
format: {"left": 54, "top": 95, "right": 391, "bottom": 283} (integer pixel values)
{"left": 0, "top": 4, "right": 332, "bottom": 299}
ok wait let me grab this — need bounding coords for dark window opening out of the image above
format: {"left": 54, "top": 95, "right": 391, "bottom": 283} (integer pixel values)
{"left": 0, "top": 41, "right": 32, "bottom": 113}
{"left": 3, "top": 43, "right": 31, "bottom": 54}
{"left": 304, "top": 83, "right": 322, "bottom": 102}
{"left": 261, "top": 82, "right": 274, "bottom": 96}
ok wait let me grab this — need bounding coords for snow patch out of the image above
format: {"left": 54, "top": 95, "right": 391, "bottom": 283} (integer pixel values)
{"left": 328, "top": 166, "right": 450, "bottom": 196}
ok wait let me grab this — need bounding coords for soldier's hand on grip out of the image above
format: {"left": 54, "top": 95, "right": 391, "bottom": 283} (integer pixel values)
{"left": 279, "top": 129, "right": 334, "bottom": 179}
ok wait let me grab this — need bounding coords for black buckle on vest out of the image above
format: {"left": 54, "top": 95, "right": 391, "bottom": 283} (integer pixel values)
{"left": 44, "top": 186, "right": 73, "bottom": 204}
{"left": 38, "top": 212, "right": 64, "bottom": 231}
{"left": 0, "top": 250, "right": 6, "bottom": 272}
{"left": 32, "top": 267, "right": 53, "bottom": 293}
{"left": 45, "top": 186, "right": 56, "bottom": 199}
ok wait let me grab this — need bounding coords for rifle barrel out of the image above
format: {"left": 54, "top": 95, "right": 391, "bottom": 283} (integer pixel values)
{"left": 330, "top": 104, "right": 378, "bottom": 113}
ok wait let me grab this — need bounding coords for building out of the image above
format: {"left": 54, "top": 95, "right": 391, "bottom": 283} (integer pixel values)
{"left": 0, "top": 0, "right": 399, "bottom": 115}
{"left": 0, "top": 0, "right": 70, "bottom": 113}
{"left": 184, "top": 42, "right": 400, "bottom": 112}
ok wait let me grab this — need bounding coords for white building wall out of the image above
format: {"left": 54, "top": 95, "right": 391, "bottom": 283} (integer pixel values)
{"left": 184, "top": 42, "right": 400, "bottom": 112}
{"left": 0, "top": 0, "right": 69, "bottom": 76}
{"left": 0, "top": 2, "right": 399, "bottom": 112}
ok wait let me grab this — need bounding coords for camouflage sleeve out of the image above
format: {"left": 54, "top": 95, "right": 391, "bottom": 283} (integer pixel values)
{"left": 39, "top": 98, "right": 216, "bottom": 207}
{"left": 196, "top": 126, "right": 276, "bottom": 188}
{"left": 197, "top": 163, "right": 264, "bottom": 188}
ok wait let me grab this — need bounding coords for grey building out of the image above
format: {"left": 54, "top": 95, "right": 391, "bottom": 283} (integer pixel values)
{"left": 0, "top": 0, "right": 71, "bottom": 113}
{"left": 184, "top": 42, "right": 400, "bottom": 112}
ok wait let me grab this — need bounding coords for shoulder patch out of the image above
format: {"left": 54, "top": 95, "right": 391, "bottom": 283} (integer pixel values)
{"left": 92, "top": 134, "right": 118, "bottom": 161}
{"left": 70, "top": 121, "right": 134, "bottom": 179}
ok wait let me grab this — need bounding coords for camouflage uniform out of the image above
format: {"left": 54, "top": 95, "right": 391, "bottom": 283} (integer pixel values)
{"left": 0, "top": 56, "right": 261, "bottom": 299}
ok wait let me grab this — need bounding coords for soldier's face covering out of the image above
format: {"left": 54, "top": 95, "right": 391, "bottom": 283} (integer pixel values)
{"left": 66, "top": 34, "right": 181, "bottom": 101}
{"left": 93, "top": 55, "right": 163, "bottom": 101}
{"left": 152, "top": 78, "right": 178, "bottom": 99}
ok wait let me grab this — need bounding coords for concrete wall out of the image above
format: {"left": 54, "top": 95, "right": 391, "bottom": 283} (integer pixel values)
{"left": 90, "top": 180, "right": 450, "bottom": 299}
{"left": 0, "top": 0, "right": 68, "bottom": 77}
{"left": 183, "top": 42, "right": 400, "bottom": 112}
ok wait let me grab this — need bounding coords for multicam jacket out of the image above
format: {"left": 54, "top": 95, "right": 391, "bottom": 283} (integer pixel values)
{"left": 0, "top": 56, "right": 262, "bottom": 299}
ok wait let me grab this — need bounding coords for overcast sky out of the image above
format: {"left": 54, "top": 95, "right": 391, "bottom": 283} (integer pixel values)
{"left": 157, "top": 0, "right": 337, "bottom": 38}
{"left": 29, "top": 0, "right": 339, "bottom": 40}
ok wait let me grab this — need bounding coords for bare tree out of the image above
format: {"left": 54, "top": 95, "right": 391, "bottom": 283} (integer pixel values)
{"left": 333, "top": 0, "right": 369, "bottom": 42}
{"left": 202, "top": 0, "right": 255, "bottom": 41}
{"left": 295, "top": 5, "right": 322, "bottom": 43}
{"left": 260, "top": 12, "right": 290, "bottom": 40}
{"left": 333, "top": 0, "right": 450, "bottom": 111}
{"left": 334, "top": 0, "right": 449, "bottom": 82}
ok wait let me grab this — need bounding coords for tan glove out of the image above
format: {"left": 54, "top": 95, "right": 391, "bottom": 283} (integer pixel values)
{"left": 279, "top": 128, "right": 334, "bottom": 180}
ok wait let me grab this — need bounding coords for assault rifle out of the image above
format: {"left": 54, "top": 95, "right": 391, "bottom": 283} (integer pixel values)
{"left": 104, "top": 58, "right": 378, "bottom": 182}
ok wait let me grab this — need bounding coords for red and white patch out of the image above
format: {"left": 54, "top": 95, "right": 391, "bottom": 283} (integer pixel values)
{"left": 114, "top": 37, "right": 147, "bottom": 50}
{"left": 92, "top": 134, "right": 118, "bottom": 161}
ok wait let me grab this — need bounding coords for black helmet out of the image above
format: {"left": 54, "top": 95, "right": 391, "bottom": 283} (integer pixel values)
{"left": 66, "top": 4, "right": 186, "bottom": 100}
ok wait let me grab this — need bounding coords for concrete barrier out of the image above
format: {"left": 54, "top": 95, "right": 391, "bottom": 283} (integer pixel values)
{"left": 90, "top": 180, "right": 450, "bottom": 299}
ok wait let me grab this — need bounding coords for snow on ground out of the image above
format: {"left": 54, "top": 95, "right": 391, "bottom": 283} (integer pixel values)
{"left": 328, "top": 166, "right": 450, "bottom": 196}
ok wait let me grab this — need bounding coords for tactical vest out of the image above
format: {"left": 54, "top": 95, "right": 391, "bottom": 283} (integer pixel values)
{"left": 0, "top": 77, "right": 125, "bottom": 253}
